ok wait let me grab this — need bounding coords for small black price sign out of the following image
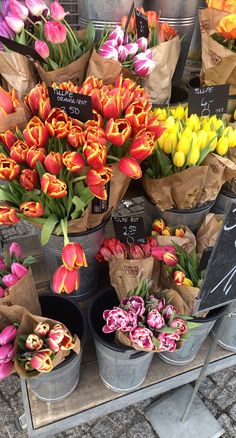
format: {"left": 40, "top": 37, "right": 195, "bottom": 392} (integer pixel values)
{"left": 112, "top": 216, "right": 146, "bottom": 244}
{"left": 48, "top": 87, "right": 93, "bottom": 123}
{"left": 188, "top": 84, "right": 229, "bottom": 117}
{"left": 0, "top": 36, "right": 45, "bottom": 64}
{"left": 135, "top": 8, "right": 149, "bottom": 39}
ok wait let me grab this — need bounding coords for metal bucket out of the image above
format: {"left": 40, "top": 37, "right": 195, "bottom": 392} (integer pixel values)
{"left": 211, "top": 303, "right": 236, "bottom": 352}
{"left": 159, "top": 306, "right": 225, "bottom": 365}
{"left": 212, "top": 189, "right": 236, "bottom": 215}
{"left": 79, "top": 0, "right": 143, "bottom": 38}
{"left": 28, "top": 294, "right": 86, "bottom": 401}
{"left": 88, "top": 288, "right": 153, "bottom": 393}
{"left": 153, "top": 85, "right": 188, "bottom": 108}
{"left": 40, "top": 217, "right": 109, "bottom": 300}
{"left": 144, "top": 0, "right": 200, "bottom": 82}
{"left": 188, "top": 0, "right": 207, "bottom": 63}
{"left": 144, "top": 196, "right": 214, "bottom": 234}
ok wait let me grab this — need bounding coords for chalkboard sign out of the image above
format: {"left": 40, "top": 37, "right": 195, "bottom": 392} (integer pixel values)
{"left": 112, "top": 216, "right": 146, "bottom": 244}
{"left": 124, "top": 1, "right": 135, "bottom": 34}
{"left": 0, "top": 36, "right": 45, "bottom": 64}
{"left": 48, "top": 87, "right": 93, "bottom": 122}
{"left": 188, "top": 84, "right": 229, "bottom": 117}
{"left": 194, "top": 202, "right": 236, "bottom": 314}
{"left": 198, "top": 247, "right": 213, "bottom": 273}
{"left": 135, "top": 9, "right": 149, "bottom": 39}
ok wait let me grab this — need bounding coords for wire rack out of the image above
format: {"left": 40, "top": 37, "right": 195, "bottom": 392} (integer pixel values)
{"left": 61, "top": 0, "right": 80, "bottom": 29}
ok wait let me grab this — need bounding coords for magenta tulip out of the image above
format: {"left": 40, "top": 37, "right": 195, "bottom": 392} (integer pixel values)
{"left": 0, "top": 361, "right": 13, "bottom": 380}
{"left": 108, "top": 26, "right": 124, "bottom": 46}
{"left": 133, "top": 53, "right": 156, "bottom": 76}
{"left": 99, "top": 42, "right": 118, "bottom": 60}
{"left": 25, "top": 0, "right": 48, "bottom": 16}
{"left": 0, "top": 325, "right": 17, "bottom": 345}
{"left": 50, "top": 1, "right": 69, "bottom": 20}
{"left": 9, "top": 0, "right": 28, "bottom": 21}
{"left": 11, "top": 262, "right": 28, "bottom": 279}
{"left": 0, "top": 256, "right": 7, "bottom": 271}
{"left": 44, "top": 20, "right": 67, "bottom": 44}
{"left": 0, "top": 287, "right": 5, "bottom": 298}
{"left": 124, "top": 43, "right": 139, "bottom": 57}
{"left": 5, "top": 14, "right": 24, "bottom": 33}
{"left": 0, "top": 343, "right": 15, "bottom": 364}
{"left": 118, "top": 45, "right": 128, "bottom": 62}
{"left": 9, "top": 241, "right": 22, "bottom": 258}
{"left": 2, "top": 274, "right": 19, "bottom": 288}
{"left": 136, "top": 37, "right": 148, "bottom": 52}
{"left": 34, "top": 40, "right": 49, "bottom": 59}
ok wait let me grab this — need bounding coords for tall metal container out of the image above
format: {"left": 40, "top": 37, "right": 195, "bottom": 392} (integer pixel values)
{"left": 211, "top": 303, "right": 236, "bottom": 352}
{"left": 144, "top": 0, "right": 200, "bottom": 81}
{"left": 188, "top": 0, "right": 207, "bottom": 62}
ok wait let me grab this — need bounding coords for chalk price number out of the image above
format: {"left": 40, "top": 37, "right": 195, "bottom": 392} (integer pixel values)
{"left": 112, "top": 216, "right": 146, "bottom": 244}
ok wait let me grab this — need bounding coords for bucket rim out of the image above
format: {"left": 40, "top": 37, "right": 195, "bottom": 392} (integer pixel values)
{"left": 187, "top": 305, "right": 227, "bottom": 323}
{"left": 60, "top": 214, "right": 111, "bottom": 238}
{"left": 219, "top": 189, "right": 236, "bottom": 200}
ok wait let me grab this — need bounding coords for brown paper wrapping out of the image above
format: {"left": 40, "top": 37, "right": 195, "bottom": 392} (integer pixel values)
{"left": 196, "top": 213, "right": 224, "bottom": 255}
{"left": 165, "top": 285, "right": 200, "bottom": 316}
{"left": 0, "top": 103, "right": 31, "bottom": 132}
{"left": 0, "top": 268, "right": 41, "bottom": 315}
{"left": 200, "top": 153, "right": 236, "bottom": 203}
{"left": 156, "top": 226, "right": 196, "bottom": 253}
{"left": 226, "top": 148, "right": 236, "bottom": 193}
{"left": 142, "top": 166, "right": 209, "bottom": 210}
{"left": 141, "top": 36, "right": 181, "bottom": 104}
{"left": 109, "top": 256, "right": 158, "bottom": 301}
{"left": 0, "top": 53, "right": 38, "bottom": 99}
{"left": 199, "top": 8, "right": 236, "bottom": 95}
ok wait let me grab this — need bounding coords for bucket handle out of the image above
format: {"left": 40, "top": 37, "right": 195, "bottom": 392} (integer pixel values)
{"left": 130, "top": 351, "right": 145, "bottom": 359}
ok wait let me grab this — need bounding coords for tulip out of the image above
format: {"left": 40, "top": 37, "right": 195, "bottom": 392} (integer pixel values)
{"left": 106, "top": 118, "right": 132, "bottom": 146}
{"left": 121, "top": 14, "right": 136, "bottom": 34}
{"left": 34, "top": 322, "right": 50, "bottom": 336}
{"left": 45, "top": 20, "right": 67, "bottom": 44}
{"left": 83, "top": 140, "right": 107, "bottom": 169}
{"left": 0, "top": 361, "right": 13, "bottom": 379}
{"left": 20, "top": 169, "right": 39, "bottom": 191}
{"left": 169, "top": 318, "right": 188, "bottom": 335}
{"left": 9, "top": 242, "right": 22, "bottom": 258}
{"left": 0, "top": 154, "right": 20, "bottom": 181}
{"left": 20, "top": 201, "right": 44, "bottom": 218}
{"left": 176, "top": 136, "right": 191, "bottom": 155}
{"left": 136, "top": 37, "right": 148, "bottom": 52}
{"left": 172, "top": 105, "right": 185, "bottom": 120}
{"left": 46, "top": 108, "right": 71, "bottom": 138}
{"left": 23, "top": 116, "right": 49, "bottom": 149}
{"left": 25, "top": 83, "right": 47, "bottom": 115}
{"left": 173, "top": 150, "right": 185, "bottom": 168}
{"left": 2, "top": 273, "right": 18, "bottom": 288}
{"left": 146, "top": 10, "right": 158, "bottom": 28}
{"left": 48, "top": 325, "right": 74, "bottom": 352}
{"left": 228, "top": 129, "right": 236, "bottom": 148}
{"left": 129, "top": 327, "right": 154, "bottom": 350}
{"left": 101, "top": 95, "right": 125, "bottom": 120}
{"left": 0, "top": 325, "right": 17, "bottom": 345}
{"left": 9, "top": 0, "right": 28, "bottom": 21}
{"left": 217, "top": 14, "right": 236, "bottom": 39}
{"left": 26, "top": 334, "right": 43, "bottom": 351}
{"left": 62, "top": 242, "right": 87, "bottom": 271}
{"left": 117, "top": 45, "right": 128, "bottom": 62}
{"left": 187, "top": 114, "right": 200, "bottom": 132}
{"left": 147, "top": 116, "right": 165, "bottom": 140}
{"left": 34, "top": 40, "right": 49, "bottom": 60}
{"left": 10, "top": 140, "right": 29, "bottom": 164}
{"left": 25, "top": 0, "right": 48, "bottom": 16}
{"left": 27, "top": 147, "right": 45, "bottom": 169}
{"left": 153, "top": 218, "right": 166, "bottom": 234}
{"left": 41, "top": 173, "right": 67, "bottom": 198}
{"left": 44, "top": 152, "right": 62, "bottom": 175}
{"left": 118, "top": 157, "right": 142, "bottom": 179}
{"left": 53, "top": 265, "right": 79, "bottom": 294}
{"left": 163, "top": 252, "right": 178, "bottom": 266}
{"left": 159, "top": 22, "right": 177, "bottom": 42}
{"left": 0, "top": 87, "right": 14, "bottom": 114}
{"left": 62, "top": 151, "right": 84, "bottom": 173}
{"left": 39, "top": 98, "right": 51, "bottom": 121}
{"left": 129, "top": 244, "right": 144, "bottom": 259}
{"left": 130, "top": 130, "right": 155, "bottom": 161}
{"left": 11, "top": 262, "right": 28, "bottom": 279}
{"left": 108, "top": 26, "right": 124, "bottom": 46}
{"left": 173, "top": 271, "right": 186, "bottom": 286}
{"left": 207, "top": 131, "right": 218, "bottom": 151}
{"left": 187, "top": 145, "right": 200, "bottom": 166}
{"left": 99, "top": 42, "right": 118, "bottom": 60}
{"left": 86, "top": 166, "right": 113, "bottom": 200}
{"left": 0, "top": 206, "right": 19, "bottom": 225}
{"left": 0, "top": 343, "right": 15, "bottom": 364}
{"left": 183, "top": 278, "right": 193, "bottom": 287}
{"left": 103, "top": 307, "right": 136, "bottom": 333}
{"left": 216, "top": 137, "right": 229, "bottom": 156}
{"left": 162, "top": 227, "right": 171, "bottom": 236}
{"left": 0, "top": 130, "right": 17, "bottom": 150}
{"left": 31, "top": 350, "right": 53, "bottom": 373}
{"left": 0, "top": 286, "right": 5, "bottom": 298}
{"left": 133, "top": 53, "right": 156, "bottom": 76}
{"left": 125, "top": 101, "right": 150, "bottom": 131}
{"left": 5, "top": 14, "right": 24, "bottom": 33}
{"left": 86, "top": 125, "right": 107, "bottom": 145}
{"left": 124, "top": 43, "right": 139, "bottom": 57}
{"left": 175, "top": 228, "right": 185, "bottom": 238}
{"left": 50, "top": 1, "right": 69, "bottom": 20}
{"left": 67, "top": 125, "right": 85, "bottom": 149}
{"left": 0, "top": 256, "right": 7, "bottom": 271}
{"left": 147, "top": 309, "right": 165, "bottom": 329}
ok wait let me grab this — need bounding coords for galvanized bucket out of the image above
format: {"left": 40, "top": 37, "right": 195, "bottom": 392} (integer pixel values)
{"left": 88, "top": 288, "right": 153, "bottom": 393}
{"left": 158, "top": 306, "right": 225, "bottom": 366}
{"left": 188, "top": 0, "right": 207, "bottom": 63}
{"left": 212, "top": 189, "right": 236, "bottom": 215}
{"left": 144, "top": 0, "right": 200, "bottom": 82}
{"left": 28, "top": 294, "right": 86, "bottom": 401}
{"left": 211, "top": 303, "right": 236, "bottom": 352}
{"left": 144, "top": 196, "right": 214, "bottom": 234}
{"left": 79, "top": 0, "right": 143, "bottom": 38}
{"left": 152, "top": 85, "right": 188, "bottom": 108}
{"left": 40, "top": 217, "right": 110, "bottom": 300}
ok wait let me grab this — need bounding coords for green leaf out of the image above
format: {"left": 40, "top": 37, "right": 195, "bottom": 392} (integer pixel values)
{"left": 156, "top": 326, "right": 178, "bottom": 334}
{"left": 71, "top": 196, "right": 84, "bottom": 220}
{"left": 153, "top": 337, "right": 160, "bottom": 348}
{"left": 23, "top": 256, "right": 37, "bottom": 266}
{"left": 187, "top": 321, "right": 202, "bottom": 330}
{"left": 41, "top": 214, "right": 59, "bottom": 246}
{"left": 36, "top": 161, "right": 46, "bottom": 179}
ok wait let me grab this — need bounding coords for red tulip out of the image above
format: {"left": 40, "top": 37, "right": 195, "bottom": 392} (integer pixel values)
{"left": 163, "top": 252, "right": 178, "bottom": 267}
{"left": 10, "top": 140, "right": 29, "bottom": 164}
{"left": 151, "top": 246, "right": 167, "bottom": 261}
{"left": 23, "top": 116, "right": 49, "bottom": 149}
{"left": 41, "top": 173, "right": 67, "bottom": 198}
{"left": 30, "top": 350, "right": 53, "bottom": 373}
{"left": 86, "top": 167, "right": 113, "bottom": 200}
{"left": 147, "top": 116, "right": 165, "bottom": 140}
{"left": 62, "top": 242, "right": 87, "bottom": 271}
{"left": 20, "top": 169, "right": 39, "bottom": 191}
{"left": 85, "top": 126, "right": 107, "bottom": 145}
{"left": 83, "top": 140, "right": 107, "bottom": 169}
{"left": 20, "top": 201, "right": 44, "bottom": 218}
{"left": 39, "top": 98, "right": 51, "bottom": 121}
{"left": 153, "top": 218, "right": 166, "bottom": 234}
{"left": 130, "top": 130, "right": 156, "bottom": 161}
{"left": 0, "top": 153, "right": 20, "bottom": 180}
{"left": 53, "top": 265, "right": 79, "bottom": 294}
{"left": 106, "top": 118, "right": 132, "bottom": 146}
{"left": 0, "top": 206, "right": 19, "bottom": 225}
{"left": 46, "top": 108, "right": 72, "bottom": 139}
{"left": 27, "top": 147, "right": 46, "bottom": 169}
{"left": 67, "top": 125, "right": 86, "bottom": 149}
{"left": 175, "top": 228, "right": 185, "bottom": 238}
{"left": 44, "top": 152, "right": 62, "bottom": 175}
{"left": 0, "top": 130, "right": 17, "bottom": 150}
{"left": 62, "top": 151, "right": 84, "bottom": 173}
{"left": 118, "top": 157, "right": 142, "bottom": 179}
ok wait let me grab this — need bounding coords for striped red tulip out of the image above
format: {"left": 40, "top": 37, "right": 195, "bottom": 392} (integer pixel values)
{"left": 62, "top": 242, "right": 87, "bottom": 271}
{"left": 53, "top": 265, "right": 79, "bottom": 294}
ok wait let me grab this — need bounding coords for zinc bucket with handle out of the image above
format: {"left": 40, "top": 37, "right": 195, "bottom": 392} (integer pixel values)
{"left": 211, "top": 302, "right": 236, "bottom": 352}
{"left": 27, "top": 294, "right": 86, "bottom": 402}
{"left": 88, "top": 288, "right": 153, "bottom": 393}
{"left": 158, "top": 306, "right": 226, "bottom": 365}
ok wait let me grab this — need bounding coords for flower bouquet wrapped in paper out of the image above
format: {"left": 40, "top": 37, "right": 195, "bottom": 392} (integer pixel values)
{"left": 151, "top": 218, "right": 196, "bottom": 253}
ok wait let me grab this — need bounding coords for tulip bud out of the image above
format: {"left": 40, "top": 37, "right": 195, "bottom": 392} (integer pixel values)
{"left": 11, "top": 262, "right": 28, "bottom": 280}
{"left": 187, "top": 144, "right": 200, "bottom": 166}
{"left": 0, "top": 343, "right": 15, "bottom": 364}
{"left": 26, "top": 0, "right": 48, "bottom": 16}
{"left": 45, "top": 21, "right": 67, "bottom": 44}
{"left": 50, "top": 0, "right": 69, "bottom": 20}
{"left": 99, "top": 42, "right": 118, "bottom": 60}
{"left": 53, "top": 265, "right": 79, "bottom": 294}
{"left": 0, "top": 287, "right": 5, "bottom": 298}
{"left": 173, "top": 151, "right": 185, "bottom": 168}
{"left": 124, "top": 43, "right": 139, "bottom": 57}
{"left": 152, "top": 218, "right": 166, "bottom": 234}
{"left": 183, "top": 278, "right": 193, "bottom": 287}
{"left": 133, "top": 53, "right": 156, "bottom": 76}
{"left": 166, "top": 116, "right": 175, "bottom": 131}
{"left": 162, "top": 227, "right": 172, "bottom": 236}
{"left": 62, "top": 242, "right": 87, "bottom": 271}
{"left": 216, "top": 137, "right": 229, "bottom": 156}
{"left": 117, "top": 45, "right": 128, "bottom": 62}
{"left": 129, "top": 244, "right": 144, "bottom": 259}
{"left": 0, "top": 87, "right": 14, "bottom": 115}
{"left": 175, "top": 227, "right": 185, "bottom": 238}
{"left": 26, "top": 334, "right": 43, "bottom": 351}
{"left": 173, "top": 271, "right": 186, "bottom": 286}
{"left": 0, "top": 361, "right": 13, "bottom": 379}
{"left": 151, "top": 246, "right": 166, "bottom": 261}
{"left": 0, "top": 325, "right": 17, "bottom": 345}
{"left": 207, "top": 131, "right": 218, "bottom": 151}
{"left": 30, "top": 350, "right": 53, "bottom": 373}
{"left": 34, "top": 40, "right": 49, "bottom": 60}
{"left": 177, "top": 136, "right": 191, "bottom": 155}
{"left": 9, "top": 242, "right": 22, "bottom": 258}
{"left": 34, "top": 322, "right": 50, "bottom": 337}
{"left": 5, "top": 14, "right": 24, "bottom": 33}
{"left": 136, "top": 37, "right": 148, "bottom": 52}
{"left": 228, "top": 129, "right": 236, "bottom": 148}
{"left": 2, "top": 274, "right": 18, "bottom": 288}
{"left": 163, "top": 252, "right": 178, "bottom": 266}
{"left": 108, "top": 26, "right": 124, "bottom": 46}
{"left": 118, "top": 157, "right": 142, "bottom": 179}
{"left": 9, "top": 0, "right": 28, "bottom": 21}
{"left": 44, "top": 152, "right": 62, "bottom": 175}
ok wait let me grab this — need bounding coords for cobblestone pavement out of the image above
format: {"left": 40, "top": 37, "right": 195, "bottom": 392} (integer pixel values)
{"left": 0, "top": 222, "right": 236, "bottom": 438}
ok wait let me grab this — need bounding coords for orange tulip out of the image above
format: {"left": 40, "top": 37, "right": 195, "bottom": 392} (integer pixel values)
{"left": 173, "top": 271, "right": 186, "bottom": 286}
{"left": 0, "top": 205, "right": 19, "bottom": 224}
{"left": 25, "top": 83, "right": 48, "bottom": 115}
{"left": 153, "top": 218, "right": 166, "bottom": 234}
{"left": 130, "top": 130, "right": 155, "bottom": 161}
{"left": 85, "top": 109, "right": 103, "bottom": 128}
{"left": 147, "top": 116, "right": 166, "bottom": 140}
{"left": 101, "top": 94, "right": 125, "bottom": 120}
{"left": 0, "top": 153, "right": 20, "bottom": 180}
{"left": 62, "top": 151, "right": 85, "bottom": 172}
{"left": 0, "top": 87, "right": 14, "bottom": 115}
{"left": 159, "top": 22, "right": 177, "bottom": 42}
{"left": 20, "top": 169, "right": 39, "bottom": 191}
{"left": 83, "top": 140, "right": 107, "bottom": 169}
{"left": 207, "top": 0, "right": 236, "bottom": 13}
{"left": 62, "top": 242, "right": 87, "bottom": 270}
{"left": 27, "top": 147, "right": 46, "bottom": 169}
{"left": 67, "top": 125, "right": 86, "bottom": 149}
{"left": 53, "top": 264, "right": 79, "bottom": 294}
{"left": 10, "top": 140, "right": 29, "bottom": 164}
{"left": 20, "top": 201, "right": 44, "bottom": 217}
{"left": 216, "top": 14, "right": 236, "bottom": 39}
{"left": 46, "top": 108, "right": 72, "bottom": 138}
{"left": 175, "top": 228, "right": 185, "bottom": 238}
{"left": 86, "top": 167, "right": 113, "bottom": 200}
{"left": 125, "top": 100, "right": 151, "bottom": 132}
{"left": 41, "top": 173, "right": 67, "bottom": 198}
{"left": 39, "top": 97, "right": 51, "bottom": 121}
{"left": 23, "top": 116, "right": 49, "bottom": 148}
{"left": 106, "top": 118, "right": 132, "bottom": 146}
{"left": 146, "top": 10, "right": 159, "bottom": 29}
{"left": 121, "top": 14, "right": 136, "bottom": 33}
{"left": 9, "top": 89, "right": 20, "bottom": 110}
{"left": 86, "top": 125, "right": 107, "bottom": 146}
{"left": 0, "top": 130, "right": 17, "bottom": 150}
{"left": 118, "top": 157, "right": 142, "bottom": 179}
{"left": 44, "top": 151, "right": 62, "bottom": 175}
{"left": 162, "top": 227, "right": 172, "bottom": 236}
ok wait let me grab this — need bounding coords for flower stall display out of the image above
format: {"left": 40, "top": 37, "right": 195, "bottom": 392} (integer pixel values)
{"left": 199, "top": 7, "right": 236, "bottom": 95}
{"left": 151, "top": 218, "right": 196, "bottom": 253}
{"left": 0, "top": 241, "right": 40, "bottom": 314}
{"left": 196, "top": 213, "right": 224, "bottom": 255}
{"left": 142, "top": 108, "right": 236, "bottom": 210}
{"left": 0, "top": 87, "right": 30, "bottom": 132}
{"left": 0, "top": 323, "right": 17, "bottom": 379}
{"left": 121, "top": 8, "right": 180, "bottom": 104}
{"left": 102, "top": 278, "right": 196, "bottom": 353}
{"left": 0, "top": 75, "right": 164, "bottom": 294}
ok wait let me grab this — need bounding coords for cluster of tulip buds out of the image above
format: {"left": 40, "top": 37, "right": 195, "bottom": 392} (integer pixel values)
{"left": 0, "top": 87, "right": 19, "bottom": 117}
{"left": 0, "top": 242, "right": 35, "bottom": 297}
{"left": 17, "top": 321, "right": 74, "bottom": 373}
{"left": 96, "top": 236, "right": 158, "bottom": 262}
{"left": 0, "top": 324, "right": 17, "bottom": 380}
{"left": 152, "top": 218, "right": 185, "bottom": 237}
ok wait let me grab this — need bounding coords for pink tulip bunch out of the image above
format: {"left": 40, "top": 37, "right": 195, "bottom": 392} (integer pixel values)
{"left": 96, "top": 236, "right": 158, "bottom": 262}
{"left": 17, "top": 320, "right": 75, "bottom": 374}
{"left": 102, "top": 278, "right": 189, "bottom": 352}
{"left": 0, "top": 325, "right": 17, "bottom": 380}
{"left": 98, "top": 25, "right": 156, "bottom": 76}
{"left": 0, "top": 242, "right": 36, "bottom": 296}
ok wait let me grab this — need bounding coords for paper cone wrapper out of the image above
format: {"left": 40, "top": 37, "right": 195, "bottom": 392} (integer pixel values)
{"left": 156, "top": 226, "right": 196, "bottom": 253}
{"left": 165, "top": 285, "right": 200, "bottom": 316}
{"left": 196, "top": 213, "right": 224, "bottom": 255}
{"left": 0, "top": 53, "right": 38, "bottom": 99}
{"left": 0, "top": 103, "right": 31, "bottom": 132}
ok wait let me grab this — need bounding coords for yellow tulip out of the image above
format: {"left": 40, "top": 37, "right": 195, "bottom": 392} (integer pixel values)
{"left": 177, "top": 136, "right": 191, "bottom": 155}
{"left": 158, "top": 132, "right": 167, "bottom": 150}
{"left": 210, "top": 115, "right": 224, "bottom": 132}
{"left": 166, "top": 116, "right": 176, "bottom": 131}
{"left": 183, "top": 278, "right": 193, "bottom": 287}
{"left": 228, "top": 129, "right": 236, "bottom": 148}
{"left": 187, "top": 114, "right": 200, "bottom": 132}
{"left": 222, "top": 126, "right": 232, "bottom": 137}
{"left": 152, "top": 108, "right": 167, "bottom": 121}
{"left": 197, "top": 130, "right": 208, "bottom": 150}
{"left": 207, "top": 131, "right": 218, "bottom": 151}
{"left": 173, "top": 151, "right": 185, "bottom": 168}
{"left": 187, "top": 141, "right": 200, "bottom": 166}
{"left": 163, "top": 130, "right": 178, "bottom": 154}
{"left": 203, "top": 121, "right": 211, "bottom": 132}
{"left": 234, "top": 109, "right": 236, "bottom": 121}
{"left": 182, "top": 126, "right": 192, "bottom": 137}
{"left": 171, "top": 105, "right": 185, "bottom": 120}
{"left": 216, "top": 137, "right": 229, "bottom": 156}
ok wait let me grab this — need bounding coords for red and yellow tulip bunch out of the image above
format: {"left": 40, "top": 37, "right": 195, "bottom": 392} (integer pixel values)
{"left": 152, "top": 218, "right": 185, "bottom": 238}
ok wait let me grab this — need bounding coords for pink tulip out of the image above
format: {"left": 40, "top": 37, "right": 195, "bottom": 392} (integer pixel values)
{"left": 124, "top": 43, "right": 139, "bottom": 57}
{"left": 0, "top": 88, "right": 14, "bottom": 114}
{"left": 25, "top": 0, "right": 48, "bottom": 16}
{"left": 121, "top": 296, "right": 145, "bottom": 316}
{"left": 11, "top": 262, "right": 28, "bottom": 279}
{"left": 0, "top": 325, "right": 17, "bottom": 345}
{"left": 30, "top": 349, "right": 53, "bottom": 372}
{"left": 5, "top": 14, "right": 24, "bottom": 33}
{"left": 0, "top": 343, "right": 15, "bottom": 364}
{"left": 158, "top": 332, "right": 180, "bottom": 352}
{"left": 169, "top": 318, "right": 188, "bottom": 335}
{"left": 117, "top": 44, "right": 128, "bottom": 62}
{"left": 34, "top": 40, "right": 49, "bottom": 59}
{"left": 147, "top": 309, "right": 165, "bottom": 329}
{"left": 44, "top": 20, "right": 67, "bottom": 44}
{"left": 9, "top": 0, "right": 28, "bottom": 21}
{"left": 129, "top": 327, "right": 154, "bottom": 350}
{"left": 50, "top": 1, "right": 69, "bottom": 20}
{"left": 145, "top": 49, "right": 153, "bottom": 59}
{"left": 136, "top": 37, "right": 148, "bottom": 52}
{"left": 0, "top": 256, "right": 7, "bottom": 271}
{"left": 0, "top": 287, "right": 5, "bottom": 298}
{"left": 0, "top": 360, "right": 13, "bottom": 379}
{"left": 108, "top": 26, "right": 124, "bottom": 46}
{"left": 34, "top": 322, "right": 50, "bottom": 336}
{"left": 99, "top": 42, "right": 118, "bottom": 60}
{"left": 9, "top": 242, "right": 22, "bottom": 258}
{"left": 151, "top": 246, "right": 166, "bottom": 261}
{"left": 129, "top": 244, "right": 144, "bottom": 259}
{"left": 133, "top": 53, "right": 156, "bottom": 76}
{"left": 162, "top": 304, "right": 178, "bottom": 320}
{"left": 103, "top": 307, "right": 134, "bottom": 333}
{"left": 2, "top": 274, "right": 18, "bottom": 288}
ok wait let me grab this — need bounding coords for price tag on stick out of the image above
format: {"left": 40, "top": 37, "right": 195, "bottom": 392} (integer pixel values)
{"left": 135, "top": 8, "right": 149, "bottom": 39}
{"left": 48, "top": 87, "right": 93, "bottom": 123}
{"left": 112, "top": 216, "right": 146, "bottom": 244}
{"left": 188, "top": 84, "right": 229, "bottom": 117}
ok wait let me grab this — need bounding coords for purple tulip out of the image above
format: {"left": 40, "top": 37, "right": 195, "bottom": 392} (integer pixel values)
{"left": 129, "top": 327, "right": 154, "bottom": 350}
{"left": 136, "top": 37, "right": 148, "bottom": 52}
{"left": 121, "top": 296, "right": 145, "bottom": 316}
{"left": 9, "top": 0, "right": 28, "bottom": 21}
{"left": 2, "top": 274, "right": 19, "bottom": 288}
{"left": 147, "top": 309, "right": 165, "bottom": 329}
{"left": 102, "top": 307, "right": 132, "bottom": 333}
{"left": 133, "top": 53, "right": 156, "bottom": 76}
{"left": 0, "top": 361, "right": 13, "bottom": 380}
{"left": 9, "top": 242, "right": 22, "bottom": 258}
{"left": 162, "top": 304, "right": 178, "bottom": 320}
{"left": 117, "top": 44, "right": 128, "bottom": 62}
{"left": 0, "top": 256, "right": 7, "bottom": 271}
{"left": 0, "top": 343, "right": 15, "bottom": 364}
{"left": 1, "top": 0, "right": 10, "bottom": 17}
{"left": 0, "top": 325, "right": 17, "bottom": 345}
{"left": 123, "top": 43, "right": 139, "bottom": 57}
{"left": 11, "top": 262, "right": 28, "bottom": 279}
{"left": 0, "top": 287, "right": 5, "bottom": 298}
{"left": 5, "top": 14, "right": 24, "bottom": 33}
{"left": 99, "top": 42, "right": 118, "bottom": 60}
{"left": 25, "top": 0, "right": 48, "bottom": 16}
{"left": 34, "top": 39, "right": 49, "bottom": 59}
{"left": 157, "top": 332, "right": 180, "bottom": 352}
{"left": 108, "top": 26, "right": 124, "bottom": 46}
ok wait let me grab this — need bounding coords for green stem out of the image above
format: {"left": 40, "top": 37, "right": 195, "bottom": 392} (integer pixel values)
{"left": 71, "top": 175, "right": 87, "bottom": 183}
{"left": 65, "top": 38, "right": 71, "bottom": 60}
{"left": 62, "top": 19, "right": 78, "bottom": 45}
{"left": 60, "top": 218, "right": 70, "bottom": 246}
{"left": 40, "top": 14, "right": 47, "bottom": 23}
{"left": 107, "top": 155, "right": 120, "bottom": 162}
{"left": 24, "top": 28, "right": 37, "bottom": 41}
{"left": 58, "top": 43, "right": 63, "bottom": 63}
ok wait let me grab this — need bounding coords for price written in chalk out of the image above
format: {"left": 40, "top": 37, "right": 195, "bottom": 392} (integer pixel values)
{"left": 135, "top": 8, "right": 149, "bottom": 39}
{"left": 188, "top": 84, "right": 229, "bottom": 118}
{"left": 48, "top": 87, "right": 93, "bottom": 122}
{"left": 112, "top": 216, "right": 146, "bottom": 245}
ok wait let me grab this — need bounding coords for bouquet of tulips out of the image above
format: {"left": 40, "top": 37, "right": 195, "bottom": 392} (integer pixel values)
{"left": 0, "top": 75, "right": 164, "bottom": 294}
{"left": 142, "top": 107, "right": 236, "bottom": 210}
{"left": 207, "top": 0, "right": 236, "bottom": 14}
{"left": 151, "top": 218, "right": 196, "bottom": 253}
{"left": 0, "top": 324, "right": 17, "bottom": 380}
{"left": 103, "top": 278, "right": 196, "bottom": 352}
{"left": 0, "top": 241, "right": 40, "bottom": 313}
{"left": 121, "top": 8, "right": 180, "bottom": 104}
{"left": 0, "top": 86, "right": 30, "bottom": 131}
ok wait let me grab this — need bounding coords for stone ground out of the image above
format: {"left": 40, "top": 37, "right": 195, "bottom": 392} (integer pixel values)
{"left": 1, "top": 221, "right": 236, "bottom": 438}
